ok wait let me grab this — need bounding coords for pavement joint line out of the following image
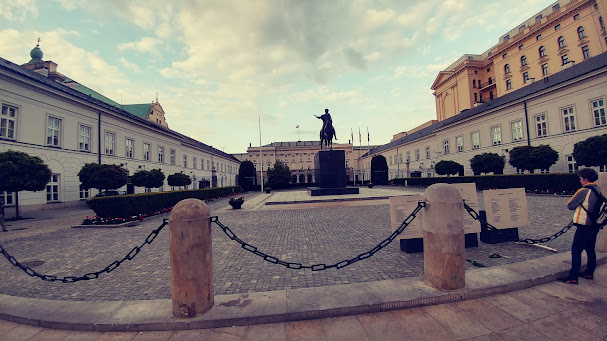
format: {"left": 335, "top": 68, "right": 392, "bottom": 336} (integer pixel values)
{"left": 0, "top": 252, "right": 604, "bottom": 332}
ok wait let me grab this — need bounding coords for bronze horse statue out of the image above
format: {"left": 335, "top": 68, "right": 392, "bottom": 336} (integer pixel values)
{"left": 315, "top": 109, "right": 337, "bottom": 150}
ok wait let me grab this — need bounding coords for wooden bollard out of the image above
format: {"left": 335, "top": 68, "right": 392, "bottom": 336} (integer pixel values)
{"left": 169, "top": 198, "right": 213, "bottom": 318}
{"left": 423, "top": 184, "right": 465, "bottom": 290}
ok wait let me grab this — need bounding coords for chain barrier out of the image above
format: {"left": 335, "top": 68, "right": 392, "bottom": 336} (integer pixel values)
{"left": 0, "top": 219, "right": 169, "bottom": 283}
{"left": 212, "top": 202, "right": 425, "bottom": 271}
{"left": 463, "top": 203, "right": 573, "bottom": 245}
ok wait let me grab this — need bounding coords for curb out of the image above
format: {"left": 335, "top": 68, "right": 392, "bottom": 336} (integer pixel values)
{"left": 0, "top": 252, "right": 604, "bottom": 332}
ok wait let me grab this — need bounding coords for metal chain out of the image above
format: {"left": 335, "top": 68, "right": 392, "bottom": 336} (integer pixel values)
{"left": 0, "top": 219, "right": 169, "bottom": 283}
{"left": 212, "top": 202, "right": 425, "bottom": 271}
{"left": 463, "top": 203, "right": 573, "bottom": 244}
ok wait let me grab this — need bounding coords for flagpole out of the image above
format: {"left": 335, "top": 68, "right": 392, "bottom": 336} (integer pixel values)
{"left": 359, "top": 127, "right": 362, "bottom": 184}
{"left": 259, "top": 116, "right": 263, "bottom": 192}
{"left": 351, "top": 128, "right": 354, "bottom": 185}
{"left": 367, "top": 127, "right": 370, "bottom": 183}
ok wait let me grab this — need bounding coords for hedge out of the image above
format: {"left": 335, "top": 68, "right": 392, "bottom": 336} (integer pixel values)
{"left": 86, "top": 186, "right": 242, "bottom": 218}
{"left": 390, "top": 173, "right": 580, "bottom": 193}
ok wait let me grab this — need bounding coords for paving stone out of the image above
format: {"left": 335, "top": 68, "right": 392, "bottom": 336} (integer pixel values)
{"left": 454, "top": 299, "right": 523, "bottom": 333}
{"left": 392, "top": 307, "right": 456, "bottom": 341}
{"left": 285, "top": 319, "right": 327, "bottom": 341}
{"left": 323, "top": 316, "right": 369, "bottom": 341}
{"left": 528, "top": 312, "right": 600, "bottom": 341}
{"left": 424, "top": 303, "right": 492, "bottom": 340}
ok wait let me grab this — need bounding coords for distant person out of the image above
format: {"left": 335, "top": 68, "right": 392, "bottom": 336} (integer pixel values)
{"left": 0, "top": 198, "right": 7, "bottom": 232}
{"left": 559, "top": 168, "right": 602, "bottom": 284}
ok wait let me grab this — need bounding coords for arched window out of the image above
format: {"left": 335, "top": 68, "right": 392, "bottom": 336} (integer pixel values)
{"left": 558, "top": 36, "right": 566, "bottom": 48}
{"left": 473, "top": 79, "right": 476, "bottom": 88}
{"left": 521, "top": 55, "right": 527, "bottom": 66}
{"left": 539, "top": 46, "right": 546, "bottom": 57}
{"left": 504, "top": 64, "right": 510, "bottom": 73}
{"left": 577, "top": 26, "right": 586, "bottom": 39}
{"left": 600, "top": 17, "right": 605, "bottom": 30}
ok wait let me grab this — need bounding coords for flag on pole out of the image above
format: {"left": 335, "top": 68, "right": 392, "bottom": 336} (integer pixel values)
{"left": 367, "top": 127, "right": 370, "bottom": 142}
{"left": 359, "top": 128, "right": 361, "bottom": 143}
{"left": 296, "top": 125, "right": 299, "bottom": 128}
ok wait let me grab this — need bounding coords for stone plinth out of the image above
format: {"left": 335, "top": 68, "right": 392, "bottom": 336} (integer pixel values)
{"left": 309, "top": 150, "right": 359, "bottom": 196}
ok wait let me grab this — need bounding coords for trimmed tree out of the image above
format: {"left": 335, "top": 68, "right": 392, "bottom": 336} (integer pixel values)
{"left": 238, "top": 160, "right": 256, "bottom": 191}
{"left": 470, "top": 153, "right": 505, "bottom": 175}
{"left": 572, "top": 134, "right": 607, "bottom": 167}
{"left": 0, "top": 150, "right": 52, "bottom": 219}
{"left": 509, "top": 145, "right": 559, "bottom": 173}
{"left": 435, "top": 160, "right": 462, "bottom": 177}
{"left": 167, "top": 172, "right": 191, "bottom": 189}
{"left": 267, "top": 160, "right": 291, "bottom": 189}
{"left": 131, "top": 169, "right": 165, "bottom": 190}
{"left": 371, "top": 155, "right": 388, "bottom": 185}
{"left": 78, "top": 163, "right": 128, "bottom": 192}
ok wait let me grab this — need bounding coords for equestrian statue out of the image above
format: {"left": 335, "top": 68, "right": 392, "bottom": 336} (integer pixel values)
{"left": 315, "top": 109, "right": 337, "bottom": 150}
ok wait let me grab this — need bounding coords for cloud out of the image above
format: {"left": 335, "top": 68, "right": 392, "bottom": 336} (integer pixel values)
{"left": 0, "top": 0, "right": 38, "bottom": 21}
{"left": 118, "top": 37, "right": 162, "bottom": 54}
{"left": 119, "top": 57, "right": 141, "bottom": 72}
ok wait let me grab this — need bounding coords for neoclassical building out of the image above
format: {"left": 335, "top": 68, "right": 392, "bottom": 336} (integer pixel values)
{"left": 361, "top": 0, "right": 607, "bottom": 180}
{"left": 0, "top": 45, "right": 240, "bottom": 213}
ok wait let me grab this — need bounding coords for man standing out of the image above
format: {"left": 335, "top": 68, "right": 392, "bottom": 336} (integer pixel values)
{"left": 0, "top": 197, "right": 7, "bottom": 232}
{"left": 559, "top": 168, "right": 602, "bottom": 284}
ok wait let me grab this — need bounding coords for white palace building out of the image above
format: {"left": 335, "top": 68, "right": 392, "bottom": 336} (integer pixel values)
{"left": 0, "top": 44, "right": 240, "bottom": 214}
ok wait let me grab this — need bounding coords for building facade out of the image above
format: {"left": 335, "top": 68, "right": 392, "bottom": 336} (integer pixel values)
{"left": 0, "top": 46, "right": 240, "bottom": 213}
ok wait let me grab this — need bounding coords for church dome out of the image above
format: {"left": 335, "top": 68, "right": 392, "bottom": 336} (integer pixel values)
{"left": 29, "top": 44, "right": 43, "bottom": 63}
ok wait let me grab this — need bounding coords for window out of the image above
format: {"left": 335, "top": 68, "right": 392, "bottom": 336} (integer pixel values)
{"left": 537, "top": 34, "right": 542, "bottom": 40}
{"left": 415, "top": 149, "right": 420, "bottom": 161}
{"left": 555, "top": 24, "right": 561, "bottom": 31}
{"left": 474, "top": 93, "right": 478, "bottom": 102}
{"left": 170, "top": 149, "right": 176, "bottom": 165}
{"left": 535, "top": 14, "right": 542, "bottom": 22}
{"left": 562, "top": 107, "right": 576, "bottom": 132}
{"left": 523, "top": 72, "right": 530, "bottom": 83}
{"left": 567, "top": 155, "right": 578, "bottom": 173}
{"left": 183, "top": 155, "right": 188, "bottom": 168}
{"left": 443, "top": 140, "right": 450, "bottom": 154}
{"left": 1, "top": 192, "right": 14, "bottom": 206}
{"left": 511, "top": 120, "right": 523, "bottom": 141}
{"left": 47, "top": 116, "right": 61, "bottom": 146}
{"left": 193, "top": 157, "right": 197, "bottom": 169}
{"left": 125, "top": 138, "right": 134, "bottom": 158}
{"left": 425, "top": 146, "right": 431, "bottom": 159}
{"left": 561, "top": 54, "right": 569, "bottom": 65}
{"left": 552, "top": 4, "right": 560, "bottom": 12}
{"left": 578, "top": 26, "right": 586, "bottom": 40}
{"left": 46, "top": 174, "right": 60, "bottom": 202}
{"left": 582, "top": 45, "right": 590, "bottom": 59}
{"left": 574, "top": 13, "right": 580, "bottom": 20}
{"left": 1, "top": 104, "right": 17, "bottom": 139}
{"left": 456, "top": 136, "right": 463, "bottom": 152}
{"left": 535, "top": 113, "right": 547, "bottom": 137}
{"left": 207, "top": 160, "right": 210, "bottom": 170}
{"left": 600, "top": 17, "right": 605, "bottom": 30}
{"left": 592, "top": 98, "right": 606, "bottom": 126}
{"left": 506, "top": 79, "right": 512, "bottom": 90}
{"left": 542, "top": 63, "right": 549, "bottom": 76}
{"left": 158, "top": 147, "right": 164, "bottom": 163}
{"left": 105, "top": 132, "right": 115, "bottom": 155}
{"left": 504, "top": 64, "right": 510, "bottom": 73}
{"left": 79, "top": 185, "right": 89, "bottom": 200}
{"left": 79, "top": 125, "right": 91, "bottom": 152}
{"left": 503, "top": 35, "right": 509, "bottom": 42}
{"left": 143, "top": 143, "right": 150, "bottom": 161}
{"left": 558, "top": 36, "right": 566, "bottom": 48}
{"left": 405, "top": 152, "right": 409, "bottom": 162}
{"left": 521, "top": 55, "right": 527, "bottom": 66}
{"left": 472, "top": 79, "right": 476, "bottom": 88}
{"left": 491, "top": 126, "right": 501, "bottom": 145}
{"left": 519, "top": 44, "right": 524, "bottom": 50}
{"left": 503, "top": 53, "right": 507, "bottom": 59}
{"left": 519, "top": 25, "right": 525, "bottom": 33}
{"left": 471, "top": 131, "right": 480, "bottom": 149}
{"left": 539, "top": 46, "right": 546, "bottom": 57}
{"left": 389, "top": 155, "right": 392, "bottom": 165}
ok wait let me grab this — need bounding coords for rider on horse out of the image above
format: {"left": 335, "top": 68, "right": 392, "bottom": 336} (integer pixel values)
{"left": 315, "top": 109, "right": 337, "bottom": 149}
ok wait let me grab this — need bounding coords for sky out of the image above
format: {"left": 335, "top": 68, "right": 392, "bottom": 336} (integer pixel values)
{"left": 0, "top": 0, "right": 556, "bottom": 154}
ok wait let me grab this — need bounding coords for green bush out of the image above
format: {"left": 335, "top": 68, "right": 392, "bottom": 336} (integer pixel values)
{"left": 86, "top": 186, "right": 242, "bottom": 218}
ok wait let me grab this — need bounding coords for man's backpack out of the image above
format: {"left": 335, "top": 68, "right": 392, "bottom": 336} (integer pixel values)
{"left": 581, "top": 186, "right": 607, "bottom": 228}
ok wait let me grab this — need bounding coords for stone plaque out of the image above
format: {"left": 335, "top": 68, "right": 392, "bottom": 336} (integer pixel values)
{"left": 483, "top": 188, "right": 529, "bottom": 229}
{"left": 390, "top": 195, "right": 424, "bottom": 239}
{"left": 451, "top": 183, "right": 481, "bottom": 234}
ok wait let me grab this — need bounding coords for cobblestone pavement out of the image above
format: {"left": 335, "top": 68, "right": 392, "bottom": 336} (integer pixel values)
{"left": 0, "top": 187, "right": 575, "bottom": 301}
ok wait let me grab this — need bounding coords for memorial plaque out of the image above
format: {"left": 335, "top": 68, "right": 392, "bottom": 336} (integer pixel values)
{"left": 450, "top": 183, "right": 481, "bottom": 234}
{"left": 483, "top": 188, "right": 529, "bottom": 229}
{"left": 390, "top": 195, "right": 424, "bottom": 239}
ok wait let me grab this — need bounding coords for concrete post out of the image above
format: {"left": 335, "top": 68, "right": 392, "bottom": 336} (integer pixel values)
{"left": 423, "top": 183, "right": 465, "bottom": 290}
{"left": 169, "top": 198, "right": 213, "bottom": 318}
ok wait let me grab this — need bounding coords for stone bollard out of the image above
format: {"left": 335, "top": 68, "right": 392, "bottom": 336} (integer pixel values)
{"left": 169, "top": 198, "right": 213, "bottom": 318}
{"left": 423, "top": 184, "right": 465, "bottom": 290}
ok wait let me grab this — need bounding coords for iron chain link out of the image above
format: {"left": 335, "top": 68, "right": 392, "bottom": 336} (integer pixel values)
{"left": 212, "top": 202, "right": 425, "bottom": 271}
{"left": 463, "top": 203, "right": 573, "bottom": 244}
{"left": 0, "top": 219, "right": 169, "bottom": 283}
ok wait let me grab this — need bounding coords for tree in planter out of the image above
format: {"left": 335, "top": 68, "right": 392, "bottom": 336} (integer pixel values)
{"left": 509, "top": 145, "right": 559, "bottom": 173}
{"left": 131, "top": 169, "right": 165, "bottom": 191}
{"left": 469, "top": 153, "right": 505, "bottom": 175}
{"left": 238, "top": 160, "right": 256, "bottom": 191}
{"left": 78, "top": 163, "right": 128, "bottom": 193}
{"left": 0, "top": 150, "right": 53, "bottom": 219}
{"left": 435, "top": 160, "right": 462, "bottom": 177}
{"left": 167, "top": 172, "right": 191, "bottom": 190}
{"left": 267, "top": 160, "right": 291, "bottom": 189}
{"left": 572, "top": 134, "right": 607, "bottom": 167}
{"left": 371, "top": 155, "right": 388, "bottom": 185}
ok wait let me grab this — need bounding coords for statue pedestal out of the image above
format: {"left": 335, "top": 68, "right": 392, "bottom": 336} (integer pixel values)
{"left": 308, "top": 150, "right": 359, "bottom": 196}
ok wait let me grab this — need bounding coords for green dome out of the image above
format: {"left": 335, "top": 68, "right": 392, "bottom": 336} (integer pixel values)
{"left": 29, "top": 45, "right": 43, "bottom": 62}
